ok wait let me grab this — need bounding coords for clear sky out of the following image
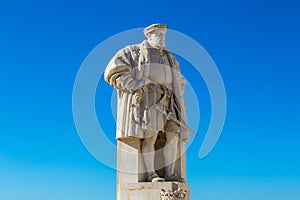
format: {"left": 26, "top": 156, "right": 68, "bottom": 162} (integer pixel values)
{"left": 1, "top": 0, "right": 300, "bottom": 199}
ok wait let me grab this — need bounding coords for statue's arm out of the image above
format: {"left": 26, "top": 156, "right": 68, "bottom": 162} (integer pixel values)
{"left": 112, "top": 72, "right": 149, "bottom": 92}
{"left": 173, "top": 57, "right": 187, "bottom": 109}
{"left": 105, "top": 64, "right": 148, "bottom": 92}
{"left": 105, "top": 46, "right": 152, "bottom": 92}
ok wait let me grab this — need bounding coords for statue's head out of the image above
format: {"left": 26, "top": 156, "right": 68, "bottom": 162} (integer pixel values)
{"left": 144, "top": 23, "right": 167, "bottom": 48}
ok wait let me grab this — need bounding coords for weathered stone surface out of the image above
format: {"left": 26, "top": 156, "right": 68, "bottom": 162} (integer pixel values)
{"left": 104, "top": 23, "right": 191, "bottom": 199}
{"left": 117, "top": 182, "right": 190, "bottom": 200}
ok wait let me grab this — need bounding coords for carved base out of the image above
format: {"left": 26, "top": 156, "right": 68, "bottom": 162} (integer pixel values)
{"left": 117, "top": 182, "right": 190, "bottom": 200}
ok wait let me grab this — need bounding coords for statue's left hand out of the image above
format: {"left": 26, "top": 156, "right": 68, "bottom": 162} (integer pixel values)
{"left": 166, "top": 112, "right": 174, "bottom": 120}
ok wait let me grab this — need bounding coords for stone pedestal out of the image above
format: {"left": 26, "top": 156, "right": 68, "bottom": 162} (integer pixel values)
{"left": 116, "top": 135, "right": 189, "bottom": 200}
{"left": 118, "top": 182, "right": 190, "bottom": 200}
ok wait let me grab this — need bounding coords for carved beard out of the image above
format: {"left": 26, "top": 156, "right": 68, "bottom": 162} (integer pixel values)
{"left": 148, "top": 36, "right": 166, "bottom": 48}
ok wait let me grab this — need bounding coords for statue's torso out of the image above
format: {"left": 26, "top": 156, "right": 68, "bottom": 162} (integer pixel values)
{"left": 147, "top": 48, "right": 173, "bottom": 88}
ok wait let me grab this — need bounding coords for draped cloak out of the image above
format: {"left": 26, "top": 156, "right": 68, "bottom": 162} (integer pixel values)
{"left": 104, "top": 40, "right": 189, "bottom": 142}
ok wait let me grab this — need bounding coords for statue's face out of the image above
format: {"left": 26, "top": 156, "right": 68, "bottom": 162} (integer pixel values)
{"left": 147, "top": 29, "right": 166, "bottom": 48}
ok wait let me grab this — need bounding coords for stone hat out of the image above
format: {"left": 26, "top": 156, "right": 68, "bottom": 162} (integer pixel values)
{"left": 144, "top": 23, "right": 168, "bottom": 37}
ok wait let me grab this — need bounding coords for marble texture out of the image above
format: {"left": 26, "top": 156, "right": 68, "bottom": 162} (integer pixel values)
{"left": 117, "top": 182, "right": 190, "bottom": 200}
{"left": 104, "top": 24, "right": 190, "bottom": 199}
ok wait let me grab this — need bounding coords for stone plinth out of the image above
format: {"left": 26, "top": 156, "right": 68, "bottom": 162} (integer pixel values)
{"left": 116, "top": 137, "right": 188, "bottom": 200}
{"left": 117, "top": 182, "right": 190, "bottom": 200}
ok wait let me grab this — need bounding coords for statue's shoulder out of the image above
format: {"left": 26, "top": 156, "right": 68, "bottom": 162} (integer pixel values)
{"left": 120, "top": 43, "right": 142, "bottom": 61}
{"left": 122, "top": 43, "right": 142, "bottom": 53}
{"left": 112, "top": 44, "right": 142, "bottom": 63}
{"left": 166, "top": 50, "right": 176, "bottom": 59}
{"left": 165, "top": 50, "right": 180, "bottom": 70}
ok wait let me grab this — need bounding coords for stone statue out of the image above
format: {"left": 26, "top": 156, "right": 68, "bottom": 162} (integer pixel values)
{"left": 104, "top": 24, "right": 189, "bottom": 183}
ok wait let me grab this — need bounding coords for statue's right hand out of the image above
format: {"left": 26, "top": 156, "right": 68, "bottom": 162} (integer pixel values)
{"left": 132, "top": 89, "right": 143, "bottom": 102}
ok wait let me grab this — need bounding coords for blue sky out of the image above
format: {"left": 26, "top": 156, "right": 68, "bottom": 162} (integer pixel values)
{"left": 1, "top": 0, "right": 300, "bottom": 199}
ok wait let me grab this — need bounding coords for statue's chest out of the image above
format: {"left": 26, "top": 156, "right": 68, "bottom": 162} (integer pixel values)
{"left": 148, "top": 50, "right": 173, "bottom": 85}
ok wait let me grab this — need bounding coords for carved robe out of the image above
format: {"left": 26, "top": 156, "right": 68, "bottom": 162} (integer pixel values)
{"left": 104, "top": 40, "right": 189, "bottom": 142}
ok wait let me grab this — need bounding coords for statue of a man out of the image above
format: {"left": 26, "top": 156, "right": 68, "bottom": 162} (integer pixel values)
{"left": 104, "top": 24, "right": 189, "bottom": 182}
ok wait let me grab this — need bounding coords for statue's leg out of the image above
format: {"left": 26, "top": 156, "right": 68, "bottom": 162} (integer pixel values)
{"left": 164, "top": 132, "right": 184, "bottom": 182}
{"left": 142, "top": 130, "right": 164, "bottom": 182}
